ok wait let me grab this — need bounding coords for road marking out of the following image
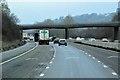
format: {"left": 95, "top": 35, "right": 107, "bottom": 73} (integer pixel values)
{"left": 85, "top": 53, "right": 87, "bottom": 54}
{"left": 0, "top": 43, "right": 38, "bottom": 65}
{"left": 26, "top": 58, "right": 38, "bottom": 60}
{"left": 103, "top": 65, "right": 107, "bottom": 68}
{"left": 89, "top": 55, "right": 91, "bottom": 57}
{"left": 50, "top": 61, "right": 53, "bottom": 64}
{"left": 40, "top": 74, "right": 44, "bottom": 77}
{"left": 52, "top": 58, "right": 54, "bottom": 60}
{"left": 112, "top": 72, "right": 117, "bottom": 76}
{"left": 46, "top": 66, "right": 50, "bottom": 69}
{"left": 97, "top": 61, "right": 100, "bottom": 63}
{"left": 92, "top": 57, "right": 95, "bottom": 59}
{"left": 107, "top": 56, "right": 118, "bottom": 59}
{"left": 26, "top": 58, "right": 31, "bottom": 60}
{"left": 53, "top": 45, "right": 56, "bottom": 58}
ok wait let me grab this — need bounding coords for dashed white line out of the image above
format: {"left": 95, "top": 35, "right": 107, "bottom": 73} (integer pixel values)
{"left": 40, "top": 74, "right": 44, "bottom": 77}
{"left": 46, "top": 66, "right": 50, "bottom": 69}
{"left": 50, "top": 61, "right": 53, "bottom": 64}
{"left": 52, "top": 58, "right": 54, "bottom": 60}
{"left": 107, "top": 56, "right": 118, "bottom": 59}
{"left": 112, "top": 72, "right": 118, "bottom": 76}
{"left": 92, "top": 57, "right": 95, "bottom": 59}
{"left": 89, "top": 55, "right": 91, "bottom": 57}
{"left": 85, "top": 53, "right": 88, "bottom": 54}
{"left": 97, "top": 61, "right": 100, "bottom": 63}
{"left": 103, "top": 65, "right": 107, "bottom": 68}
{"left": 83, "top": 52, "right": 118, "bottom": 77}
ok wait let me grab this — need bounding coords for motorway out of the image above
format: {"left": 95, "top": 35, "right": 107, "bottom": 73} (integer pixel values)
{"left": 1, "top": 41, "right": 119, "bottom": 78}
{"left": 68, "top": 42, "right": 119, "bottom": 74}
{"left": 2, "top": 42, "right": 54, "bottom": 78}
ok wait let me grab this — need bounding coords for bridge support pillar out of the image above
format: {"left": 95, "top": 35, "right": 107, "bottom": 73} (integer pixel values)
{"left": 114, "top": 27, "right": 119, "bottom": 41}
{"left": 20, "top": 30, "right": 23, "bottom": 41}
{"left": 65, "top": 28, "right": 68, "bottom": 39}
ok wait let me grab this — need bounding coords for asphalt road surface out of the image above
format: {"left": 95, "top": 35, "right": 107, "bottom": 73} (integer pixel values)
{"left": 2, "top": 42, "right": 54, "bottom": 78}
{"left": 68, "top": 42, "right": 119, "bottom": 74}
{"left": 40, "top": 43, "right": 118, "bottom": 78}
{"left": 1, "top": 42, "right": 118, "bottom": 78}
{"left": 2, "top": 42, "right": 36, "bottom": 62}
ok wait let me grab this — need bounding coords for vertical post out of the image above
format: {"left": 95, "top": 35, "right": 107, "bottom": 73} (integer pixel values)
{"left": 65, "top": 28, "right": 68, "bottom": 39}
{"left": 20, "top": 30, "right": 23, "bottom": 41}
{"left": 114, "top": 27, "right": 119, "bottom": 40}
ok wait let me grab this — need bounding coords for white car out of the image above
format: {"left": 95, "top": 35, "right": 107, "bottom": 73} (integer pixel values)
{"left": 29, "top": 36, "right": 34, "bottom": 41}
{"left": 80, "top": 38, "right": 85, "bottom": 41}
{"left": 102, "top": 38, "right": 109, "bottom": 42}
{"left": 89, "top": 38, "right": 96, "bottom": 41}
{"left": 76, "top": 37, "right": 81, "bottom": 41}
{"left": 59, "top": 39, "right": 67, "bottom": 46}
{"left": 69, "top": 37, "right": 72, "bottom": 40}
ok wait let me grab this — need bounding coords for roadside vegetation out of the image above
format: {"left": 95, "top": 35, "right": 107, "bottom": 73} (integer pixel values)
{"left": 0, "top": 0, "right": 23, "bottom": 51}
{"left": 34, "top": 9, "right": 119, "bottom": 40}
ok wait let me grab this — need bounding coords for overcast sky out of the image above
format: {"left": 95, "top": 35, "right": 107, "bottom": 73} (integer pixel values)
{"left": 7, "top": 0, "right": 119, "bottom": 24}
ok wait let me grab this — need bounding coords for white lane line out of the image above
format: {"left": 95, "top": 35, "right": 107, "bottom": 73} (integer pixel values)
{"left": 112, "top": 72, "right": 118, "bottom": 76}
{"left": 52, "top": 58, "right": 54, "bottom": 60}
{"left": 85, "top": 53, "right": 87, "bottom": 55}
{"left": 88, "top": 55, "right": 91, "bottom": 57}
{"left": 92, "top": 57, "right": 95, "bottom": 59}
{"left": 103, "top": 65, "right": 107, "bottom": 68}
{"left": 0, "top": 43, "right": 38, "bottom": 65}
{"left": 40, "top": 74, "right": 44, "bottom": 77}
{"left": 53, "top": 45, "right": 56, "bottom": 58}
{"left": 50, "top": 61, "right": 53, "bottom": 64}
{"left": 98, "top": 61, "right": 100, "bottom": 63}
{"left": 46, "top": 66, "right": 50, "bottom": 69}
{"left": 107, "top": 56, "right": 118, "bottom": 59}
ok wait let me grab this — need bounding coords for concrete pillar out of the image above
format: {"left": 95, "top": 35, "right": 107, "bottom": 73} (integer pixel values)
{"left": 114, "top": 27, "right": 119, "bottom": 40}
{"left": 20, "top": 30, "right": 23, "bottom": 41}
{"left": 65, "top": 28, "right": 68, "bottom": 39}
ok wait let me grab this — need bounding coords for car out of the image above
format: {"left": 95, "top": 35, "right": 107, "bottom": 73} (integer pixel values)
{"left": 54, "top": 38, "right": 60, "bottom": 44}
{"left": 76, "top": 37, "right": 81, "bottom": 41}
{"left": 51, "top": 36, "right": 56, "bottom": 42}
{"left": 59, "top": 39, "right": 67, "bottom": 46}
{"left": 102, "top": 38, "right": 109, "bottom": 42}
{"left": 80, "top": 38, "right": 85, "bottom": 41}
{"left": 69, "top": 37, "right": 72, "bottom": 40}
{"left": 29, "top": 36, "right": 34, "bottom": 41}
{"left": 89, "top": 38, "right": 96, "bottom": 41}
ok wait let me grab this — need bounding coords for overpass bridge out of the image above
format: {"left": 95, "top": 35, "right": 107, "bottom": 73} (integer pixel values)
{"left": 19, "top": 22, "right": 120, "bottom": 41}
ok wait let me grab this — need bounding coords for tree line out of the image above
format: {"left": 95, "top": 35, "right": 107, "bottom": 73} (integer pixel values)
{"left": 35, "top": 13, "right": 119, "bottom": 40}
{"left": 0, "top": 0, "right": 21, "bottom": 42}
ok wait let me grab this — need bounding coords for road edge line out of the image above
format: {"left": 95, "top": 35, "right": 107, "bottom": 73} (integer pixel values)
{"left": 0, "top": 42, "right": 38, "bottom": 65}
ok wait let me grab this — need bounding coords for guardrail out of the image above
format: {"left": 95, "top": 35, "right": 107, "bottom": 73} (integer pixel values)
{"left": 68, "top": 39, "right": 120, "bottom": 51}
{"left": 80, "top": 41, "right": 120, "bottom": 50}
{"left": 0, "top": 40, "right": 26, "bottom": 52}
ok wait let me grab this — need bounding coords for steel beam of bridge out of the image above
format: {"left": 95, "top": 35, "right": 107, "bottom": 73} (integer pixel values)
{"left": 19, "top": 22, "right": 120, "bottom": 41}
{"left": 19, "top": 23, "right": 119, "bottom": 30}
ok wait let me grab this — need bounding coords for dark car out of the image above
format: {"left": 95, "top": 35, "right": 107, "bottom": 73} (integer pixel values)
{"left": 59, "top": 39, "right": 67, "bottom": 46}
{"left": 54, "top": 38, "right": 59, "bottom": 44}
{"left": 51, "top": 36, "right": 56, "bottom": 42}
